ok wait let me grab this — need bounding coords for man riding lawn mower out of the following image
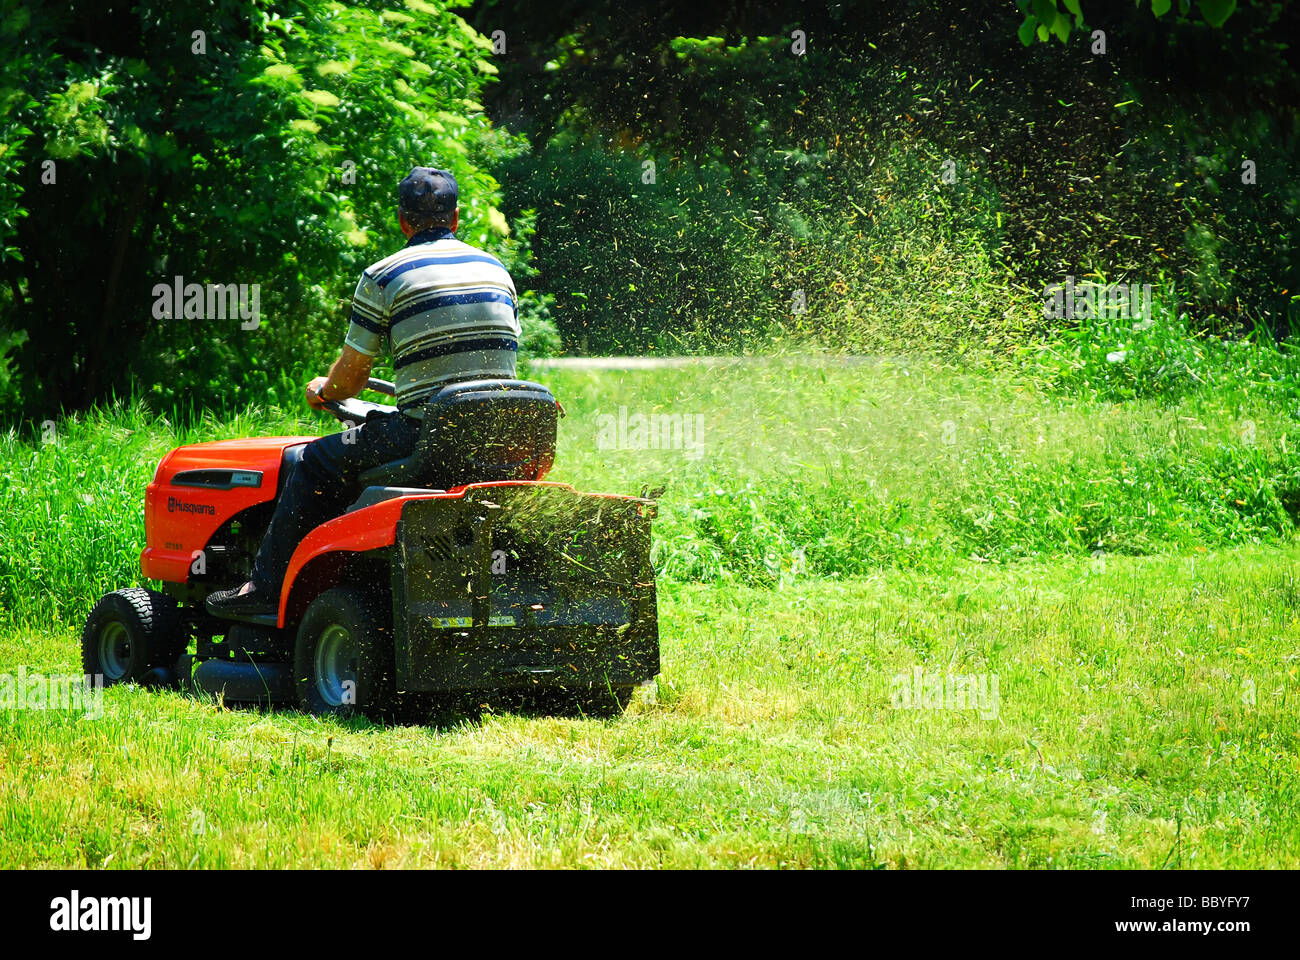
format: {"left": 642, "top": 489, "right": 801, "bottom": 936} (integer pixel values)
{"left": 80, "top": 167, "right": 660, "bottom": 720}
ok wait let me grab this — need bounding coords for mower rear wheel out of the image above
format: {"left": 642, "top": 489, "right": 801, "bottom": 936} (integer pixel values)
{"left": 294, "top": 588, "right": 395, "bottom": 720}
{"left": 81, "top": 588, "right": 185, "bottom": 686}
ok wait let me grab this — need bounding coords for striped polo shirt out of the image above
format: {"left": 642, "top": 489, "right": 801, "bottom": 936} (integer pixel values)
{"left": 344, "top": 227, "right": 519, "bottom": 412}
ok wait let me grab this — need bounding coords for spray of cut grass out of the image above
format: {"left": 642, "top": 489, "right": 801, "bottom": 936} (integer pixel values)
{"left": 3, "top": 343, "right": 1299, "bottom": 624}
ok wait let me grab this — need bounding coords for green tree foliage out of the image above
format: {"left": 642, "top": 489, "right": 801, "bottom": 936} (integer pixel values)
{"left": 0, "top": 0, "right": 532, "bottom": 420}
{"left": 1016, "top": 0, "right": 1239, "bottom": 46}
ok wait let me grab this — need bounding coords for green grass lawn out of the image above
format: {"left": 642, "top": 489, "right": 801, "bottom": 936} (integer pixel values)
{"left": 2, "top": 355, "right": 1298, "bottom": 867}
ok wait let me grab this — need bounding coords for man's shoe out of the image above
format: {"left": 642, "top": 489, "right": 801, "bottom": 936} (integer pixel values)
{"left": 205, "top": 584, "right": 277, "bottom": 620}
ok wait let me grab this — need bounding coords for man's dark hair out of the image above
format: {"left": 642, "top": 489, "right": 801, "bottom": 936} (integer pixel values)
{"left": 400, "top": 207, "right": 453, "bottom": 232}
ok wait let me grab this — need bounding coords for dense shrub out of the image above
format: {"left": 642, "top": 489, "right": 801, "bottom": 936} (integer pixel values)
{"left": 0, "top": 0, "right": 530, "bottom": 422}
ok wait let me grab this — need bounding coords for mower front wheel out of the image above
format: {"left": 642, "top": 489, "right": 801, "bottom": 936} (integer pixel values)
{"left": 294, "top": 588, "right": 395, "bottom": 720}
{"left": 81, "top": 588, "right": 185, "bottom": 687}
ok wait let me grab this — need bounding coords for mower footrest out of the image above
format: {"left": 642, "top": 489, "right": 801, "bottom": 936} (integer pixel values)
{"left": 192, "top": 659, "right": 294, "bottom": 703}
{"left": 347, "top": 486, "right": 445, "bottom": 513}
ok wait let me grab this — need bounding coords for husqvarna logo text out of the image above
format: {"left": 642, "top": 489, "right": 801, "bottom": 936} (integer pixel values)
{"left": 167, "top": 496, "right": 215, "bottom": 515}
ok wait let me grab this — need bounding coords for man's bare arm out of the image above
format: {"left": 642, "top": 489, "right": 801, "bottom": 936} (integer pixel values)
{"left": 305, "top": 345, "right": 374, "bottom": 409}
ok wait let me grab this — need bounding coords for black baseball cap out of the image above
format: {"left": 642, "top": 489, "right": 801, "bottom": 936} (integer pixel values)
{"left": 399, "top": 166, "right": 458, "bottom": 216}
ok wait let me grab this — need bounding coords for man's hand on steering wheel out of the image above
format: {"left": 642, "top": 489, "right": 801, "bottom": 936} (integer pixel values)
{"left": 306, "top": 346, "right": 376, "bottom": 412}
{"left": 305, "top": 375, "right": 330, "bottom": 411}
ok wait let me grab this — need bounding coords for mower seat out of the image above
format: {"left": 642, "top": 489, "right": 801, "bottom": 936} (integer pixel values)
{"left": 356, "top": 378, "right": 558, "bottom": 490}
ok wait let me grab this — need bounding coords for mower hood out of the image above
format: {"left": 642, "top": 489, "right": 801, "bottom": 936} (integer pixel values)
{"left": 141, "top": 436, "right": 316, "bottom": 583}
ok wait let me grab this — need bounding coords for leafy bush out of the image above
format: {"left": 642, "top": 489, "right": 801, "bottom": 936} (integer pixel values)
{"left": 1025, "top": 288, "right": 1300, "bottom": 406}
{"left": 0, "top": 0, "right": 527, "bottom": 422}
{"left": 517, "top": 292, "right": 561, "bottom": 359}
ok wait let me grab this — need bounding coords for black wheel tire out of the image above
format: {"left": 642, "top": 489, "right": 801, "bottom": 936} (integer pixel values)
{"left": 293, "top": 587, "right": 395, "bottom": 720}
{"left": 81, "top": 588, "right": 186, "bottom": 687}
